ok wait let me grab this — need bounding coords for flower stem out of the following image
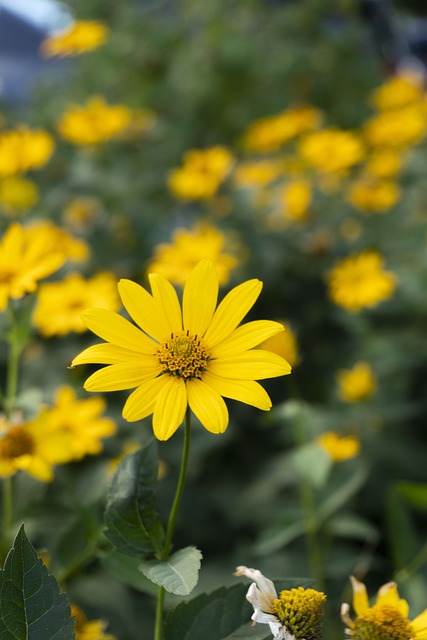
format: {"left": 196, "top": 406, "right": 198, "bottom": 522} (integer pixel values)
{"left": 154, "top": 409, "right": 192, "bottom": 640}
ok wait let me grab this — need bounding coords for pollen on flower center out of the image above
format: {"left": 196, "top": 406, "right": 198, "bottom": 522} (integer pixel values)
{"left": 352, "top": 604, "right": 413, "bottom": 640}
{"left": 0, "top": 427, "right": 34, "bottom": 459}
{"left": 156, "top": 330, "right": 210, "bottom": 379}
{"left": 272, "top": 587, "right": 327, "bottom": 640}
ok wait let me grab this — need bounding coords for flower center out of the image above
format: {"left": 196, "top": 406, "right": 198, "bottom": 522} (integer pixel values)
{"left": 0, "top": 427, "right": 34, "bottom": 459}
{"left": 156, "top": 330, "right": 210, "bottom": 379}
{"left": 272, "top": 587, "right": 326, "bottom": 640}
{"left": 352, "top": 604, "right": 413, "bottom": 640}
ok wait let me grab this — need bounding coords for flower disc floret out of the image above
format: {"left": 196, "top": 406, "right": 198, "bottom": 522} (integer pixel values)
{"left": 0, "top": 427, "right": 34, "bottom": 459}
{"left": 273, "top": 587, "right": 326, "bottom": 640}
{"left": 156, "top": 331, "right": 210, "bottom": 379}
{"left": 352, "top": 604, "right": 413, "bottom": 640}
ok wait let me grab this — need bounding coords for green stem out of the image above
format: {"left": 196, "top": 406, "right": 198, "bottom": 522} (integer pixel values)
{"left": 0, "top": 476, "right": 13, "bottom": 561}
{"left": 395, "top": 540, "right": 427, "bottom": 584}
{"left": 154, "top": 409, "right": 192, "bottom": 640}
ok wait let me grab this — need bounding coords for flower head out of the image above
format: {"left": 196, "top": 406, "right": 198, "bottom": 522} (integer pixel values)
{"left": 280, "top": 179, "right": 312, "bottom": 224}
{"left": 0, "top": 177, "right": 38, "bottom": 215}
{"left": 71, "top": 604, "right": 116, "bottom": 640}
{"left": 337, "top": 362, "right": 377, "bottom": 402}
{"left": 257, "top": 322, "right": 300, "bottom": 368}
{"left": 72, "top": 261, "right": 291, "bottom": 440}
{"left": 41, "top": 20, "right": 109, "bottom": 57}
{"left": 341, "top": 576, "right": 427, "bottom": 640}
{"left": 234, "top": 566, "right": 326, "bottom": 640}
{"left": 347, "top": 179, "right": 400, "bottom": 213}
{"left": 299, "top": 128, "right": 364, "bottom": 175}
{"left": 364, "top": 106, "right": 427, "bottom": 148}
{"left": 58, "top": 97, "right": 131, "bottom": 145}
{"left": 370, "top": 73, "right": 424, "bottom": 112}
{"left": 316, "top": 431, "right": 360, "bottom": 462}
{"left": 0, "top": 127, "right": 54, "bottom": 177}
{"left": 168, "top": 146, "right": 234, "bottom": 200}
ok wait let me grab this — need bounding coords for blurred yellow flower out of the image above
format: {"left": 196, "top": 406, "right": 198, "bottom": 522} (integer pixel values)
{"left": 33, "top": 272, "right": 120, "bottom": 337}
{"left": 72, "top": 261, "right": 291, "bottom": 441}
{"left": 234, "top": 159, "right": 283, "bottom": 189}
{"left": 336, "top": 362, "right": 377, "bottom": 402}
{"left": 280, "top": 179, "right": 311, "bottom": 223}
{"left": 347, "top": 179, "right": 400, "bottom": 212}
{"left": 365, "top": 148, "right": 403, "bottom": 179}
{"left": 327, "top": 251, "right": 396, "bottom": 312}
{"left": 0, "top": 176, "right": 38, "bottom": 214}
{"left": 168, "top": 146, "right": 234, "bottom": 200}
{"left": 364, "top": 106, "right": 427, "bottom": 148}
{"left": 147, "top": 223, "right": 239, "bottom": 286}
{"left": 62, "top": 197, "right": 103, "bottom": 231}
{"left": 317, "top": 431, "right": 360, "bottom": 462}
{"left": 299, "top": 128, "right": 364, "bottom": 174}
{"left": 341, "top": 576, "right": 427, "bottom": 640}
{"left": 49, "top": 386, "right": 116, "bottom": 459}
{"left": 371, "top": 73, "right": 424, "bottom": 111}
{"left": 243, "top": 104, "right": 322, "bottom": 153}
{"left": 0, "top": 127, "right": 54, "bottom": 176}
{"left": 258, "top": 322, "right": 299, "bottom": 367}
{"left": 29, "top": 220, "right": 90, "bottom": 263}
{"left": 41, "top": 20, "right": 109, "bottom": 57}
{"left": 71, "top": 604, "right": 116, "bottom": 640}
{"left": 340, "top": 217, "right": 363, "bottom": 243}
{"left": 58, "top": 97, "right": 132, "bottom": 145}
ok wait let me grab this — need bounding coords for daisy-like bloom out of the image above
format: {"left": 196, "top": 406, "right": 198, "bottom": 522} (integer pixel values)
{"left": 365, "top": 148, "right": 403, "bottom": 179}
{"left": 28, "top": 220, "right": 90, "bottom": 263}
{"left": 364, "top": 106, "right": 427, "bottom": 148}
{"left": 168, "top": 146, "right": 234, "bottom": 201}
{"left": 0, "top": 176, "right": 38, "bottom": 215}
{"left": 33, "top": 272, "right": 120, "bottom": 337}
{"left": 299, "top": 128, "right": 365, "bottom": 175}
{"left": 370, "top": 72, "right": 424, "bottom": 112}
{"left": 147, "top": 223, "right": 239, "bottom": 286}
{"left": 341, "top": 576, "right": 427, "bottom": 640}
{"left": 234, "top": 566, "right": 326, "bottom": 640}
{"left": 327, "top": 251, "right": 396, "bottom": 312}
{"left": 40, "top": 20, "right": 109, "bottom": 58}
{"left": 280, "top": 179, "right": 312, "bottom": 224}
{"left": 57, "top": 97, "right": 131, "bottom": 146}
{"left": 72, "top": 260, "right": 291, "bottom": 441}
{"left": 347, "top": 179, "right": 400, "bottom": 213}
{"left": 336, "top": 362, "right": 377, "bottom": 402}
{"left": 234, "top": 160, "right": 284, "bottom": 190}
{"left": 71, "top": 604, "right": 116, "bottom": 640}
{"left": 258, "top": 322, "right": 300, "bottom": 368}
{"left": 316, "top": 431, "right": 360, "bottom": 462}
{"left": 0, "top": 127, "right": 54, "bottom": 177}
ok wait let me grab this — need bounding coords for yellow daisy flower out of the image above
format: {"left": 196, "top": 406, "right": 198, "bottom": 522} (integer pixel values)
{"left": 72, "top": 261, "right": 291, "bottom": 440}
{"left": 257, "top": 322, "right": 300, "bottom": 368}
{"left": 336, "top": 362, "right": 377, "bottom": 402}
{"left": 0, "top": 127, "right": 54, "bottom": 177}
{"left": 168, "top": 146, "right": 234, "bottom": 201}
{"left": 0, "top": 176, "right": 38, "bottom": 215}
{"left": 299, "top": 128, "right": 365, "bottom": 175}
{"left": 40, "top": 20, "right": 109, "bottom": 58}
{"left": 370, "top": 73, "right": 424, "bottom": 112}
{"left": 71, "top": 604, "right": 116, "bottom": 640}
{"left": 347, "top": 178, "right": 400, "bottom": 213}
{"left": 316, "top": 431, "right": 360, "bottom": 462}
{"left": 341, "top": 576, "right": 427, "bottom": 640}
{"left": 57, "top": 97, "right": 132, "bottom": 146}
{"left": 280, "top": 179, "right": 312, "bottom": 224}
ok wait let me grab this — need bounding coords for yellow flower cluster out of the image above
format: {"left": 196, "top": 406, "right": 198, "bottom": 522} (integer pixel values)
{"left": 41, "top": 20, "right": 109, "bottom": 57}
{"left": 347, "top": 178, "right": 400, "bottom": 213}
{"left": 57, "top": 97, "right": 132, "bottom": 145}
{"left": 299, "top": 128, "right": 365, "bottom": 175}
{"left": 0, "top": 127, "right": 54, "bottom": 177}
{"left": 0, "top": 176, "right": 38, "bottom": 215}
{"left": 280, "top": 179, "right": 312, "bottom": 224}
{"left": 234, "top": 159, "right": 284, "bottom": 189}
{"left": 168, "top": 146, "right": 234, "bottom": 200}
{"left": 336, "top": 362, "right": 377, "bottom": 402}
{"left": 317, "top": 431, "right": 360, "bottom": 462}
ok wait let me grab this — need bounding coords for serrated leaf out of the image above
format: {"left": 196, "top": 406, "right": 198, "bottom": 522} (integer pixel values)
{"left": 104, "top": 441, "right": 165, "bottom": 558}
{"left": 99, "top": 549, "right": 158, "bottom": 596}
{"left": 140, "top": 546, "right": 202, "bottom": 596}
{"left": 0, "top": 525, "right": 74, "bottom": 640}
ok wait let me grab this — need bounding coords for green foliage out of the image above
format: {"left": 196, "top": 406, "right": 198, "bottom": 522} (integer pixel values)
{"left": 140, "top": 546, "right": 202, "bottom": 596}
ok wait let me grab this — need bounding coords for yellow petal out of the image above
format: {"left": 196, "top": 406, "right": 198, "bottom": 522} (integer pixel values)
{"left": 118, "top": 279, "right": 171, "bottom": 342}
{"left": 84, "top": 361, "right": 161, "bottom": 392}
{"left": 187, "top": 378, "right": 229, "bottom": 434}
{"left": 376, "top": 582, "right": 409, "bottom": 617}
{"left": 210, "top": 320, "right": 284, "bottom": 358}
{"left": 72, "top": 343, "right": 144, "bottom": 366}
{"left": 149, "top": 272, "right": 183, "bottom": 332}
{"left": 350, "top": 576, "right": 369, "bottom": 616}
{"left": 81, "top": 308, "right": 156, "bottom": 353}
{"left": 203, "top": 279, "right": 262, "bottom": 347}
{"left": 14, "top": 455, "right": 53, "bottom": 482}
{"left": 182, "top": 260, "right": 218, "bottom": 337}
{"left": 152, "top": 376, "right": 187, "bottom": 441}
{"left": 208, "top": 350, "right": 291, "bottom": 380}
{"left": 123, "top": 376, "right": 167, "bottom": 422}
{"left": 202, "top": 371, "right": 272, "bottom": 410}
{"left": 411, "top": 609, "right": 427, "bottom": 638}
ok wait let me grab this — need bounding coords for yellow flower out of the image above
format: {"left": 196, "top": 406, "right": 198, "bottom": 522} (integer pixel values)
{"left": 0, "top": 413, "right": 75, "bottom": 481}
{"left": 0, "top": 127, "right": 54, "bottom": 176}
{"left": 147, "top": 223, "right": 239, "bottom": 286}
{"left": 40, "top": 20, "right": 109, "bottom": 57}
{"left": 347, "top": 179, "right": 400, "bottom": 212}
{"left": 72, "top": 260, "right": 291, "bottom": 440}
{"left": 0, "top": 223, "right": 68, "bottom": 312}
{"left": 258, "top": 322, "right": 299, "bottom": 367}
{"left": 299, "top": 128, "right": 364, "bottom": 175}
{"left": 364, "top": 106, "right": 427, "bottom": 148}
{"left": 316, "top": 431, "right": 360, "bottom": 462}
{"left": 29, "top": 220, "right": 90, "bottom": 263}
{"left": 337, "top": 362, "right": 377, "bottom": 402}
{"left": 71, "top": 604, "right": 116, "bottom": 640}
{"left": 62, "top": 197, "right": 102, "bottom": 231}
{"left": 168, "top": 146, "right": 234, "bottom": 200}
{"left": 341, "top": 576, "right": 427, "bottom": 640}
{"left": 0, "top": 176, "right": 38, "bottom": 214}
{"left": 365, "top": 148, "right": 402, "bottom": 179}
{"left": 327, "top": 251, "right": 396, "bottom": 312}
{"left": 371, "top": 73, "right": 424, "bottom": 111}
{"left": 280, "top": 179, "right": 311, "bottom": 223}
{"left": 49, "top": 386, "right": 116, "bottom": 459}
{"left": 58, "top": 97, "right": 132, "bottom": 145}
{"left": 33, "top": 272, "right": 120, "bottom": 337}
{"left": 234, "top": 160, "right": 283, "bottom": 189}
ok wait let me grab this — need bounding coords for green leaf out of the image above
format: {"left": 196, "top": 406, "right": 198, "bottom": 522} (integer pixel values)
{"left": 316, "top": 463, "right": 368, "bottom": 522}
{"left": 397, "top": 482, "right": 427, "bottom": 511}
{"left": 0, "top": 525, "right": 74, "bottom": 640}
{"left": 104, "top": 440, "right": 165, "bottom": 558}
{"left": 99, "top": 549, "right": 158, "bottom": 596}
{"left": 326, "top": 513, "right": 378, "bottom": 541}
{"left": 292, "top": 443, "right": 332, "bottom": 489}
{"left": 140, "top": 546, "right": 202, "bottom": 596}
{"left": 387, "top": 487, "right": 420, "bottom": 571}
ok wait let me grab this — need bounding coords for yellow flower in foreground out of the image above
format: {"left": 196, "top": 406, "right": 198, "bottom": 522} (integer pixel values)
{"left": 72, "top": 261, "right": 291, "bottom": 440}
{"left": 258, "top": 322, "right": 299, "bottom": 368}
{"left": 347, "top": 179, "right": 400, "bottom": 213}
{"left": 371, "top": 73, "right": 424, "bottom": 111}
{"left": 317, "top": 431, "right": 360, "bottom": 462}
{"left": 168, "top": 146, "right": 234, "bottom": 200}
{"left": 327, "top": 252, "right": 396, "bottom": 312}
{"left": 147, "top": 223, "right": 239, "bottom": 286}
{"left": 58, "top": 97, "right": 131, "bottom": 145}
{"left": 299, "top": 128, "right": 364, "bottom": 175}
{"left": 33, "top": 272, "right": 120, "bottom": 336}
{"left": 337, "top": 362, "right": 377, "bottom": 402}
{"left": 0, "top": 176, "right": 38, "bottom": 214}
{"left": 71, "top": 605, "right": 116, "bottom": 640}
{"left": 341, "top": 576, "right": 427, "bottom": 640}
{"left": 0, "top": 127, "right": 54, "bottom": 176}
{"left": 41, "top": 20, "right": 109, "bottom": 57}
{"left": 234, "top": 566, "right": 326, "bottom": 640}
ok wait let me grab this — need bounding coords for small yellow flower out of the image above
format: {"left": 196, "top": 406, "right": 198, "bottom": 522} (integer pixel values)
{"left": 147, "top": 223, "right": 239, "bottom": 286}
{"left": 40, "top": 20, "right": 109, "bottom": 57}
{"left": 365, "top": 148, "right": 402, "bottom": 179}
{"left": 72, "top": 260, "right": 291, "bottom": 441}
{"left": 29, "top": 220, "right": 90, "bottom": 263}
{"left": 316, "top": 431, "right": 360, "bottom": 462}
{"left": 364, "top": 106, "right": 427, "bottom": 148}
{"left": 0, "top": 127, "right": 54, "bottom": 176}
{"left": 33, "top": 272, "right": 120, "bottom": 337}
{"left": 71, "top": 604, "right": 116, "bottom": 640}
{"left": 258, "top": 322, "right": 300, "bottom": 368}
{"left": 234, "top": 160, "right": 283, "bottom": 189}
{"left": 327, "top": 251, "right": 396, "bottom": 312}
{"left": 299, "top": 128, "right": 364, "bottom": 175}
{"left": 370, "top": 73, "right": 424, "bottom": 111}
{"left": 168, "top": 146, "right": 234, "bottom": 200}
{"left": 62, "top": 197, "right": 102, "bottom": 231}
{"left": 0, "top": 176, "right": 38, "bottom": 214}
{"left": 280, "top": 179, "right": 311, "bottom": 223}
{"left": 336, "top": 362, "right": 377, "bottom": 402}
{"left": 347, "top": 179, "right": 400, "bottom": 212}
{"left": 341, "top": 576, "right": 427, "bottom": 640}
{"left": 58, "top": 97, "right": 132, "bottom": 145}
